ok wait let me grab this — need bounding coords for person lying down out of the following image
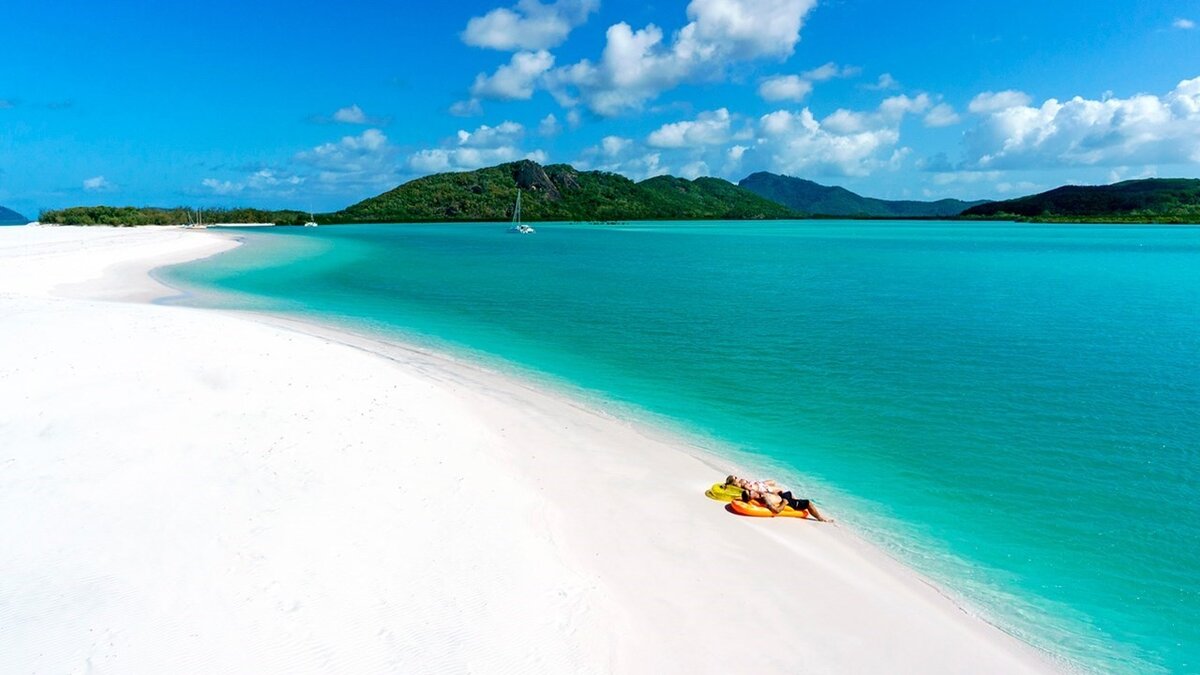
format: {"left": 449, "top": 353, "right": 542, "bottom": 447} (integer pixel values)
{"left": 726, "top": 475, "right": 830, "bottom": 522}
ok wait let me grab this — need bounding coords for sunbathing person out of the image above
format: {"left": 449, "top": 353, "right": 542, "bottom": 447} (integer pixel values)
{"left": 741, "top": 488, "right": 829, "bottom": 522}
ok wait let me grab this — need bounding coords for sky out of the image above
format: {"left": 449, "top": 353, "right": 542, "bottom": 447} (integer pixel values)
{"left": 1, "top": 0, "right": 1199, "bottom": 216}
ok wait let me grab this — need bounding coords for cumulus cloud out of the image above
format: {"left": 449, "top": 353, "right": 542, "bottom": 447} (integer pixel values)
{"left": 575, "top": 136, "right": 670, "bottom": 179}
{"left": 463, "top": 0, "right": 599, "bottom": 50}
{"left": 600, "top": 135, "right": 632, "bottom": 157}
{"left": 1174, "top": 18, "right": 1195, "bottom": 30}
{"left": 82, "top": 176, "right": 112, "bottom": 191}
{"left": 758, "top": 75, "right": 813, "bottom": 102}
{"left": 407, "top": 121, "right": 546, "bottom": 173}
{"left": 647, "top": 108, "right": 733, "bottom": 148}
{"left": 964, "top": 76, "right": 1200, "bottom": 169}
{"left": 923, "top": 102, "right": 961, "bottom": 127}
{"left": 546, "top": 0, "right": 818, "bottom": 115}
{"left": 333, "top": 104, "right": 367, "bottom": 124}
{"left": 968, "top": 90, "right": 1033, "bottom": 113}
{"left": 752, "top": 93, "right": 932, "bottom": 176}
{"left": 294, "top": 128, "right": 401, "bottom": 190}
{"left": 879, "top": 93, "right": 931, "bottom": 119}
{"left": 471, "top": 50, "right": 555, "bottom": 100}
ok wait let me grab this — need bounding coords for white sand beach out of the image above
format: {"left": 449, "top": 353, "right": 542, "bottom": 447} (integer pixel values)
{"left": 0, "top": 226, "right": 1062, "bottom": 673}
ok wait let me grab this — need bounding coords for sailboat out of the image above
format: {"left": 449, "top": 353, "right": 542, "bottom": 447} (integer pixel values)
{"left": 506, "top": 189, "right": 535, "bottom": 234}
{"left": 304, "top": 211, "right": 318, "bottom": 227}
{"left": 186, "top": 208, "right": 206, "bottom": 229}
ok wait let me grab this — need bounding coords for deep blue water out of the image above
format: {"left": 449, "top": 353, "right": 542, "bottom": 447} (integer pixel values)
{"left": 165, "top": 221, "right": 1200, "bottom": 673}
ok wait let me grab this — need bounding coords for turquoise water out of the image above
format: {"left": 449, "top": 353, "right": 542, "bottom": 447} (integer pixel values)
{"left": 165, "top": 222, "right": 1200, "bottom": 673}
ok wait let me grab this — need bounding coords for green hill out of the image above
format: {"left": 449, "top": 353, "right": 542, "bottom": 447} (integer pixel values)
{"left": 333, "top": 160, "right": 797, "bottom": 222}
{"left": 961, "top": 178, "right": 1200, "bottom": 223}
{"left": 0, "top": 205, "right": 28, "bottom": 225}
{"left": 739, "top": 172, "right": 987, "bottom": 217}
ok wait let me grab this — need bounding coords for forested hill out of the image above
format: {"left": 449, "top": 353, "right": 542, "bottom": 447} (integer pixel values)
{"left": 332, "top": 160, "right": 798, "bottom": 222}
{"left": 739, "top": 172, "right": 987, "bottom": 217}
{"left": 0, "top": 205, "right": 28, "bottom": 225}
{"left": 961, "top": 178, "right": 1200, "bottom": 223}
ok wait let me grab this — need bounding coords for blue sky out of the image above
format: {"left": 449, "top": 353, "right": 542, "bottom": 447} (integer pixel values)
{"left": 2, "top": 0, "right": 1198, "bottom": 216}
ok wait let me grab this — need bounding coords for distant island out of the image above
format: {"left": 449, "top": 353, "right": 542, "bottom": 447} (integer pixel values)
{"left": 738, "top": 172, "right": 988, "bottom": 217}
{"left": 29, "top": 164, "right": 1200, "bottom": 226}
{"left": 0, "top": 205, "right": 29, "bottom": 225}
{"left": 961, "top": 179, "right": 1200, "bottom": 223}
{"left": 332, "top": 160, "right": 794, "bottom": 222}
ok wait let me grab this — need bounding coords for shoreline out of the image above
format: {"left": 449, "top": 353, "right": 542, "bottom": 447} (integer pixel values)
{"left": 0, "top": 225, "right": 1066, "bottom": 672}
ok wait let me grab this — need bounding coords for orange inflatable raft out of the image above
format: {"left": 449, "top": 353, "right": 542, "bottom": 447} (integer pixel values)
{"left": 728, "top": 499, "right": 809, "bottom": 519}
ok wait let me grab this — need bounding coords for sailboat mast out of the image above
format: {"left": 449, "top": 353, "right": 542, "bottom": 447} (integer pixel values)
{"left": 514, "top": 189, "right": 521, "bottom": 225}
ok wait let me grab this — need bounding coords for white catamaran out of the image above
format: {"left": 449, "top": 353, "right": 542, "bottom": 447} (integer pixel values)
{"left": 506, "top": 189, "right": 534, "bottom": 234}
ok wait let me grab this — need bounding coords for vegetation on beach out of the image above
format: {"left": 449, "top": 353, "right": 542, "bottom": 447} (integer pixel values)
{"left": 332, "top": 160, "right": 798, "bottom": 222}
{"left": 39, "top": 206, "right": 313, "bottom": 226}
{"left": 960, "top": 178, "right": 1200, "bottom": 223}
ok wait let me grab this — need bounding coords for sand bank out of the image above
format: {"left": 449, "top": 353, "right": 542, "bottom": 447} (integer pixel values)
{"left": 0, "top": 226, "right": 1062, "bottom": 673}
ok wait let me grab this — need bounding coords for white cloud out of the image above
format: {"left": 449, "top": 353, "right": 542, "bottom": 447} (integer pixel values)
{"left": 201, "top": 178, "right": 240, "bottom": 195}
{"left": 802, "top": 62, "right": 860, "bottom": 81}
{"left": 647, "top": 108, "right": 733, "bottom": 148}
{"left": 471, "top": 50, "right": 556, "bottom": 101}
{"left": 1174, "top": 18, "right": 1195, "bottom": 30}
{"left": 995, "top": 180, "right": 1041, "bottom": 194}
{"left": 924, "top": 102, "right": 961, "bottom": 127}
{"left": 570, "top": 92, "right": 931, "bottom": 181}
{"left": 463, "top": 0, "right": 599, "bottom": 51}
{"left": 759, "top": 63, "right": 857, "bottom": 103}
{"left": 968, "top": 90, "right": 1033, "bottom": 113}
{"left": 756, "top": 109, "right": 900, "bottom": 176}
{"left": 201, "top": 169, "right": 303, "bottom": 196}
{"left": 82, "top": 175, "right": 111, "bottom": 191}
{"left": 294, "top": 128, "right": 400, "bottom": 190}
{"left": 964, "top": 76, "right": 1200, "bottom": 169}
{"left": 879, "top": 93, "right": 930, "bottom": 119}
{"left": 864, "top": 73, "right": 899, "bottom": 91}
{"left": 449, "top": 99, "right": 483, "bottom": 117}
{"left": 679, "top": 160, "right": 710, "bottom": 179}
{"left": 751, "top": 92, "right": 934, "bottom": 176}
{"left": 538, "top": 113, "right": 562, "bottom": 136}
{"left": 333, "top": 104, "right": 367, "bottom": 124}
{"left": 457, "top": 121, "right": 525, "bottom": 148}
{"left": 600, "top": 135, "right": 632, "bottom": 157}
{"left": 758, "top": 75, "right": 813, "bottom": 102}
{"left": 407, "top": 121, "right": 544, "bottom": 174}
{"left": 545, "top": 0, "right": 818, "bottom": 115}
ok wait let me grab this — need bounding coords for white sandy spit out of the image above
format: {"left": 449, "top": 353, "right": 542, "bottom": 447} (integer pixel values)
{"left": 0, "top": 225, "right": 1063, "bottom": 673}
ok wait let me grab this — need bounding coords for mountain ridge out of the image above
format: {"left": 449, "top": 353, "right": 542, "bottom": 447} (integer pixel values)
{"left": 0, "top": 205, "right": 29, "bottom": 225}
{"left": 738, "top": 172, "right": 987, "bottom": 217}
{"left": 333, "top": 160, "right": 798, "bottom": 222}
{"left": 961, "top": 178, "right": 1200, "bottom": 223}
